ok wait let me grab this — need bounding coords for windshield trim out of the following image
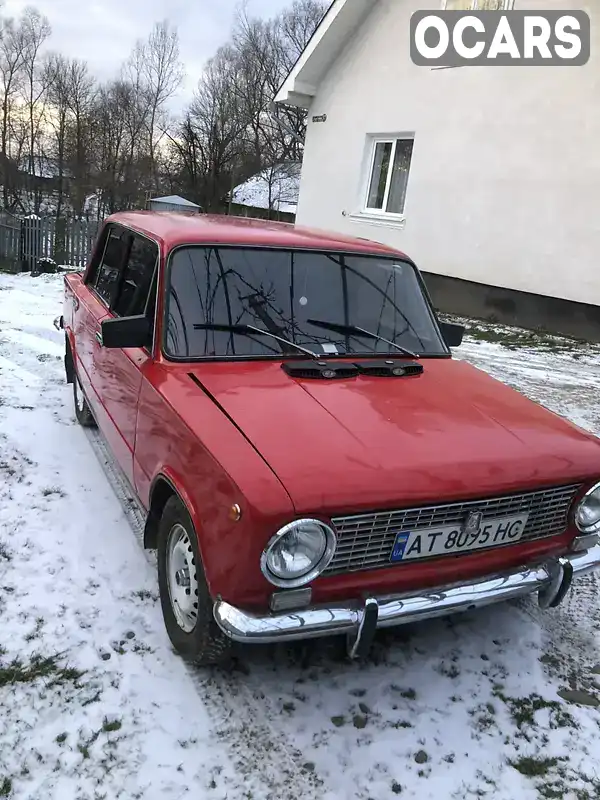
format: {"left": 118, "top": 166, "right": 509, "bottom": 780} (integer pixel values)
{"left": 160, "top": 243, "right": 452, "bottom": 363}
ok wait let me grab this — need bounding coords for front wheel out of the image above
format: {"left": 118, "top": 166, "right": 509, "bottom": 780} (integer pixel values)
{"left": 157, "top": 496, "right": 232, "bottom": 666}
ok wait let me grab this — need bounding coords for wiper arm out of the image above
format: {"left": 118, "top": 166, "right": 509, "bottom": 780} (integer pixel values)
{"left": 307, "top": 319, "right": 418, "bottom": 358}
{"left": 193, "top": 323, "right": 319, "bottom": 358}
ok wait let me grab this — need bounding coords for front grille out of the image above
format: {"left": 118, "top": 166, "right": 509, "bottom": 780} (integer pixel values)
{"left": 326, "top": 484, "right": 581, "bottom": 576}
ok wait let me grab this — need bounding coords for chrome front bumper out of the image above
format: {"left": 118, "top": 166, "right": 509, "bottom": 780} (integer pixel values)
{"left": 213, "top": 542, "right": 600, "bottom": 658}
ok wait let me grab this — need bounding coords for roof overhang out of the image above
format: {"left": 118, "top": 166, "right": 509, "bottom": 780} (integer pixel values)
{"left": 274, "top": 0, "right": 375, "bottom": 110}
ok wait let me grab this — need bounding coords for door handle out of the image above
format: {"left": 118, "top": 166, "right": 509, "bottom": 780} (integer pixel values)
{"left": 95, "top": 330, "right": 103, "bottom": 346}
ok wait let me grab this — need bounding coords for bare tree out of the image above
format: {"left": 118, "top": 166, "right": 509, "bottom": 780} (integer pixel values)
{"left": 130, "top": 21, "right": 183, "bottom": 191}
{"left": 45, "top": 54, "right": 70, "bottom": 219}
{"left": 0, "top": 0, "right": 323, "bottom": 220}
{"left": 21, "top": 8, "right": 51, "bottom": 212}
{"left": 64, "top": 60, "right": 96, "bottom": 216}
{"left": 0, "top": 14, "right": 28, "bottom": 208}
{"left": 269, "top": 0, "right": 326, "bottom": 162}
{"left": 231, "top": 0, "right": 326, "bottom": 173}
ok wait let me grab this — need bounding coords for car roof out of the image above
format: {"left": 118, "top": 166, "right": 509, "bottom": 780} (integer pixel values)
{"left": 104, "top": 211, "right": 409, "bottom": 259}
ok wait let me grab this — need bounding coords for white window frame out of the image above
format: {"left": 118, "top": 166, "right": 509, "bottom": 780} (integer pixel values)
{"left": 442, "top": 0, "right": 514, "bottom": 9}
{"left": 362, "top": 135, "right": 414, "bottom": 220}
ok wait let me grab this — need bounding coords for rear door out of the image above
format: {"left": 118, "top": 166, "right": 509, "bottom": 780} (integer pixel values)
{"left": 93, "top": 231, "right": 159, "bottom": 487}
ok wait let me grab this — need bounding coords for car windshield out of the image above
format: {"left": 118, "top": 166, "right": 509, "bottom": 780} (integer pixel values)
{"left": 163, "top": 246, "right": 448, "bottom": 360}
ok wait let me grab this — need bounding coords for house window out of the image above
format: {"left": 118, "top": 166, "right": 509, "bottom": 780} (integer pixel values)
{"left": 443, "top": 0, "right": 512, "bottom": 9}
{"left": 365, "top": 137, "right": 414, "bottom": 217}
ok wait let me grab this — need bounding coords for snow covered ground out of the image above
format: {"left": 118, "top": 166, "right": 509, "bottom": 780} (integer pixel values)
{"left": 1, "top": 272, "right": 600, "bottom": 800}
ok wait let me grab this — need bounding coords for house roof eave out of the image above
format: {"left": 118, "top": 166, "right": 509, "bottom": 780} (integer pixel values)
{"left": 275, "top": 89, "right": 316, "bottom": 110}
{"left": 274, "top": 0, "right": 376, "bottom": 109}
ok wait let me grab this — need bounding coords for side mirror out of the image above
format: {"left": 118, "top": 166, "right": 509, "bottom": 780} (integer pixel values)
{"left": 101, "top": 315, "right": 152, "bottom": 349}
{"left": 439, "top": 321, "right": 465, "bottom": 348}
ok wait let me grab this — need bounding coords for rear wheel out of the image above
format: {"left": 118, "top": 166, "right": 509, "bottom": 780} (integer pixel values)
{"left": 73, "top": 370, "right": 96, "bottom": 427}
{"left": 157, "top": 496, "right": 232, "bottom": 666}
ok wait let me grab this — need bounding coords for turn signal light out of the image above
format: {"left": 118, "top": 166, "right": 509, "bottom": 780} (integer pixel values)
{"left": 269, "top": 588, "right": 313, "bottom": 612}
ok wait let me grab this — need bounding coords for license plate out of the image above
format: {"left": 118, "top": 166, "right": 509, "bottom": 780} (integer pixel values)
{"left": 390, "top": 514, "right": 529, "bottom": 563}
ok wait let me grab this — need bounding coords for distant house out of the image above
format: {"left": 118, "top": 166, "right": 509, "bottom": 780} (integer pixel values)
{"left": 147, "top": 195, "right": 202, "bottom": 214}
{"left": 229, "top": 163, "right": 301, "bottom": 223}
{"left": 275, "top": 0, "right": 600, "bottom": 342}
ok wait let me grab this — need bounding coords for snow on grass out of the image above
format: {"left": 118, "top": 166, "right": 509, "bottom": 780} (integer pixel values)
{"left": 0, "top": 274, "right": 238, "bottom": 800}
{"left": 1, "top": 272, "right": 600, "bottom": 800}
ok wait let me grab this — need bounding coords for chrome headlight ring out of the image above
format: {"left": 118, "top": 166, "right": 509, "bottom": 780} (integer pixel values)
{"left": 260, "top": 519, "right": 337, "bottom": 589}
{"left": 574, "top": 481, "right": 600, "bottom": 534}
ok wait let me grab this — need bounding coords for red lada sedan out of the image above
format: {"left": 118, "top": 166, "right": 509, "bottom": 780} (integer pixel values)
{"left": 57, "top": 211, "right": 600, "bottom": 664}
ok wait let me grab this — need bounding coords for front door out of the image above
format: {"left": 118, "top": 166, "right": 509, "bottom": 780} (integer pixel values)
{"left": 76, "top": 225, "right": 129, "bottom": 416}
{"left": 93, "top": 232, "right": 159, "bottom": 487}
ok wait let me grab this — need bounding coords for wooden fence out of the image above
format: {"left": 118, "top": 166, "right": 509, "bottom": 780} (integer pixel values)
{"left": 0, "top": 213, "right": 99, "bottom": 273}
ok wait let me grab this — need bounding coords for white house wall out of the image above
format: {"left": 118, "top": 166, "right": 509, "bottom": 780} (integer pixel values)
{"left": 296, "top": 0, "right": 600, "bottom": 308}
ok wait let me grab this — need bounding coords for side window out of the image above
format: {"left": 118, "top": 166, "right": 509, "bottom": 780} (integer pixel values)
{"left": 365, "top": 136, "right": 414, "bottom": 217}
{"left": 95, "top": 227, "right": 129, "bottom": 305}
{"left": 444, "top": 0, "right": 511, "bottom": 7}
{"left": 112, "top": 235, "right": 158, "bottom": 319}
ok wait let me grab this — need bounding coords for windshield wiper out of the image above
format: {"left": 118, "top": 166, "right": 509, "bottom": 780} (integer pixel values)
{"left": 307, "top": 319, "right": 418, "bottom": 358}
{"left": 193, "top": 323, "right": 319, "bottom": 358}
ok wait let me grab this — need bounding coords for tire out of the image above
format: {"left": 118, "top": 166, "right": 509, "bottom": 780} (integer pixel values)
{"left": 73, "top": 369, "right": 96, "bottom": 427}
{"left": 157, "top": 496, "right": 232, "bottom": 666}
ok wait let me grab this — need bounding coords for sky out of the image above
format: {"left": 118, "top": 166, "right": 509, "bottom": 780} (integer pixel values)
{"left": 3, "top": 0, "right": 292, "bottom": 108}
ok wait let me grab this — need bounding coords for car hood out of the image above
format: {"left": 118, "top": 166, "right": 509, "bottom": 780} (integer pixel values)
{"left": 191, "top": 359, "right": 600, "bottom": 513}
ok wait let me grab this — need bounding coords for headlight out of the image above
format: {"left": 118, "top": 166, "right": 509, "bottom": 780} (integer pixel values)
{"left": 260, "top": 519, "right": 337, "bottom": 588}
{"left": 575, "top": 482, "right": 600, "bottom": 533}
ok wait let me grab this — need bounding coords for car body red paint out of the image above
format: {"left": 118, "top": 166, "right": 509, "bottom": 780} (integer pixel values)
{"left": 62, "top": 211, "right": 600, "bottom": 621}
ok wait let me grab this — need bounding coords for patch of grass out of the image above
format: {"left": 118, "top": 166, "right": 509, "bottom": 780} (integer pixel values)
{"left": 78, "top": 744, "right": 90, "bottom": 760}
{"left": 437, "top": 662, "right": 460, "bottom": 679}
{"left": 178, "top": 737, "right": 198, "bottom": 749}
{"left": 442, "top": 313, "right": 587, "bottom": 354}
{"left": 132, "top": 589, "right": 158, "bottom": 602}
{"left": 0, "top": 542, "right": 11, "bottom": 562}
{"left": 0, "top": 777, "right": 11, "bottom": 797}
{"left": 540, "top": 653, "right": 561, "bottom": 670}
{"left": 468, "top": 701, "right": 498, "bottom": 733}
{"left": 24, "top": 617, "right": 45, "bottom": 643}
{"left": 41, "top": 486, "right": 66, "bottom": 498}
{"left": 475, "top": 771, "right": 498, "bottom": 790}
{"left": 81, "top": 690, "right": 102, "bottom": 707}
{"left": 0, "top": 461, "right": 17, "bottom": 479}
{"left": 496, "top": 692, "right": 576, "bottom": 732}
{"left": 0, "top": 653, "right": 84, "bottom": 689}
{"left": 101, "top": 717, "right": 122, "bottom": 734}
{"left": 55, "top": 732, "right": 68, "bottom": 744}
{"left": 509, "top": 756, "right": 559, "bottom": 778}
{"left": 537, "top": 783, "right": 565, "bottom": 799}
{"left": 393, "top": 687, "right": 416, "bottom": 701}
{"left": 77, "top": 728, "right": 101, "bottom": 759}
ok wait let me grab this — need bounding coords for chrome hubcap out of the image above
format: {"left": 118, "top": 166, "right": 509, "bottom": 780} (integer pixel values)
{"left": 166, "top": 523, "right": 199, "bottom": 633}
{"left": 75, "top": 376, "right": 85, "bottom": 413}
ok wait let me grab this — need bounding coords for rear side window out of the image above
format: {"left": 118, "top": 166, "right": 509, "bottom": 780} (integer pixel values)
{"left": 95, "top": 229, "right": 128, "bottom": 305}
{"left": 112, "top": 235, "right": 158, "bottom": 318}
